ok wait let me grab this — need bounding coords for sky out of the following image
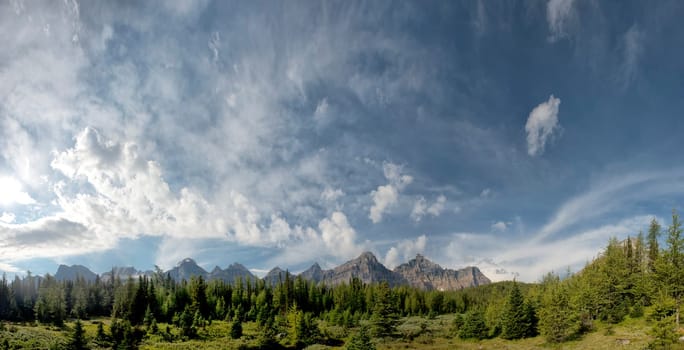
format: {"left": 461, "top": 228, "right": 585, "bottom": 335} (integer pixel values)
{"left": 2, "top": 0, "right": 684, "bottom": 282}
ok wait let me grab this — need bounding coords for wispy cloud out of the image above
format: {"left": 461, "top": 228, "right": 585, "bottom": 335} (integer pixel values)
{"left": 411, "top": 195, "right": 446, "bottom": 222}
{"left": 617, "top": 25, "right": 644, "bottom": 88}
{"left": 525, "top": 95, "right": 562, "bottom": 157}
{"left": 546, "top": 0, "right": 576, "bottom": 42}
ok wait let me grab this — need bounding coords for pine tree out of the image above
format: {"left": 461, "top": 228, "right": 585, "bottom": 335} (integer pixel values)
{"left": 458, "top": 308, "right": 488, "bottom": 340}
{"left": 230, "top": 307, "right": 243, "bottom": 339}
{"left": 95, "top": 322, "right": 108, "bottom": 346}
{"left": 230, "top": 317, "right": 243, "bottom": 339}
{"left": 501, "top": 283, "right": 533, "bottom": 339}
{"left": 370, "top": 282, "right": 398, "bottom": 338}
{"left": 647, "top": 218, "right": 662, "bottom": 273}
{"left": 539, "top": 284, "right": 578, "bottom": 343}
{"left": 66, "top": 320, "right": 88, "bottom": 350}
{"left": 346, "top": 325, "right": 375, "bottom": 350}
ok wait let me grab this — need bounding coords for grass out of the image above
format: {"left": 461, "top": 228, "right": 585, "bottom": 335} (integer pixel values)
{"left": 1, "top": 314, "right": 682, "bottom": 349}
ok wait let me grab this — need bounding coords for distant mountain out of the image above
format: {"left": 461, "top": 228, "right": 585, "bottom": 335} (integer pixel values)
{"left": 394, "top": 254, "right": 491, "bottom": 291}
{"left": 47, "top": 254, "right": 491, "bottom": 290}
{"left": 167, "top": 258, "right": 208, "bottom": 282}
{"left": 100, "top": 266, "right": 152, "bottom": 282}
{"left": 298, "top": 252, "right": 407, "bottom": 287}
{"left": 54, "top": 264, "right": 97, "bottom": 283}
{"left": 300, "top": 262, "right": 325, "bottom": 282}
{"left": 263, "top": 267, "right": 288, "bottom": 286}
{"left": 209, "top": 263, "right": 256, "bottom": 284}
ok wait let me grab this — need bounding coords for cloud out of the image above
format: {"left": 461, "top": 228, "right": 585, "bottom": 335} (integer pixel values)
{"left": 525, "top": 95, "right": 562, "bottom": 157}
{"left": 546, "top": 0, "right": 576, "bottom": 42}
{"left": 319, "top": 211, "right": 362, "bottom": 259}
{"left": 369, "top": 163, "right": 413, "bottom": 223}
{"left": 0, "top": 212, "right": 15, "bottom": 224}
{"left": 321, "top": 187, "right": 344, "bottom": 202}
{"left": 443, "top": 215, "right": 653, "bottom": 282}
{"left": 480, "top": 188, "right": 491, "bottom": 198}
{"left": 411, "top": 195, "right": 447, "bottom": 222}
{"left": 491, "top": 221, "right": 508, "bottom": 231}
{"left": 0, "top": 176, "right": 36, "bottom": 206}
{"left": 0, "top": 217, "right": 111, "bottom": 261}
{"left": 618, "top": 25, "right": 644, "bottom": 88}
{"left": 534, "top": 169, "right": 684, "bottom": 242}
{"left": 384, "top": 234, "right": 427, "bottom": 269}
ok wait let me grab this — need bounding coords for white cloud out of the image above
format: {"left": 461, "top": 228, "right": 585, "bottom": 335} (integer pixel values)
{"left": 319, "top": 211, "right": 361, "bottom": 259}
{"left": 443, "top": 215, "right": 653, "bottom": 282}
{"left": 534, "top": 169, "right": 684, "bottom": 242}
{"left": 369, "top": 163, "right": 413, "bottom": 223}
{"left": 491, "top": 221, "right": 508, "bottom": 232}
{"left": 618, "top": 25, "right": 644, "bottom": 88}
{"left": 0, "top": 212, "right": 16, "bottom": 224}
{"left": 480, "top": 188, "right": 491, "bottom": 198}
{"left": 546, "top": 0, "right": 575, "bottom": 42}
{"left": 427, "top": 195, "right": 446, "bottom": 216}
{"left": 525, "top": 95, "right": 562, "bottom": 157}
{"left": 321, "top": 187, "right": 344, "bottom": 202}
{"left": 384, "top": 234, "right": 427, "bottom": 269}
{"left": 0, "top": 176, "right": 36, "bottom": 206}
{"left": 411, "top": 195, "right": 446, "bottom": 222}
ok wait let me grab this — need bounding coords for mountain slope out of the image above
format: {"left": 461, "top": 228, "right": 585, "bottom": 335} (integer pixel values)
{"left": 209, "top": 263, "right": 256, "bottom": 283}
{"left": 54, "top": 264, "right": 97, "bottom": 282}
{"left": 394, "top": 254, "right": 491, "bottom": 291}
{"left": 166, "top": 258, "right": 208, "bottom": 282}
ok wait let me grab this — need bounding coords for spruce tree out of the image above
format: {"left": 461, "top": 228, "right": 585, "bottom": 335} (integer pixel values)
{"left": 539, "top": 285, "right": 578, "bottom": 343}
{"left": 66, "top": 320, "right": 88, "bottom": 350}
{"left": 230, "top": 309, "right": 243, "bottom": 339}
{"left": 501, "top": 283, "right": 531, "bottom": 339}
{"left": 647, "top": 218, "right": 662, "bottom": 273}
{"left": 346, "top": 325, "right": 375, "bottom": 350}
{"left": 458, "top": 309, "right": 488, "bottom": 340}
{"left": 370, "top": 282, "right": 398, "bottom": 338}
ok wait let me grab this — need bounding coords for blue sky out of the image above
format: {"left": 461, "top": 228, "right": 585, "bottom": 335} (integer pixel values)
{"left": 1, "top": 0, "right": 684, "bottom": 282}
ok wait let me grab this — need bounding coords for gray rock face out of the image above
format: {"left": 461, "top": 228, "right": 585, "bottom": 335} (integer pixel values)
{"left": 296, "top": 253, "right": 490, "bottom": 290}
{"left": 298, "top": 252, "right": 407, "bottom": 287}
{"left": 393, "top": 254, "right": 491, "bottom": 291}
{"left": 166, "top": 258, "right": 208, "bottom": 282}
{"left": 54, "top": 264, "right": 97, "bottom": 282}
{"left": 263, "top": 267, "right": 288, "bottom": 286}
{"left": 209, "top": 263, "right": 256, "bottom": 284}
{"left": 300, "top": 263, "right": 325, "bottom": 283}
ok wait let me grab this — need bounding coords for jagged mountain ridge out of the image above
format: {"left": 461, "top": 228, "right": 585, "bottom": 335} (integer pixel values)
{"left": 50, "top": 253, "right": 490, "bottom": 290}
{"left": 394, "top": 254, "right": 491, "bottom": 290}
{"left": 297, "top": 252, "right": 490, "bottom": 290}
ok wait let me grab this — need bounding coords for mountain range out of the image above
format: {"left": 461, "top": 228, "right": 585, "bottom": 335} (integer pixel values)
{"left": 51, "top": 252, "right": 490, "bottom": 291}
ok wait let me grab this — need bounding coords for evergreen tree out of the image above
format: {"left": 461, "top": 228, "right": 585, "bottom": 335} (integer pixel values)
{"left": 501, "top": 283, "right": 533, "bottom": 339}
{"left": 67, "top": 320, "right": 89, "bottom": 350}
{"left": 370, "top": 282, "right": 398, "bottom": 338}
{"left": 230, "top": 316, "right": 243, "bottom": 339}
{"left": 539, "top": 284, "right": 578, "bottom": 343}
{"left": 346, "top": 325, "right": 375, "bottom": 350}
{"left": 458, "top": 308, "right": 488, "bottom": 340}
{"left": 647, "top": 218, "right": 662, "bottom": 273}
{"left": 95, "top": 321, "right": 108, "bottom": 346}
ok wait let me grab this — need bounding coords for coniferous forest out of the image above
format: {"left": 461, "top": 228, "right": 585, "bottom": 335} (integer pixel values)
{"left": 2, "top": 212, "right": 684, "bottom": 349}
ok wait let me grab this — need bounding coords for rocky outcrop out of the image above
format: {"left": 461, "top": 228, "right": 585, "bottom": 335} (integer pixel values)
{"left": 394, "top": 254, "right": 491, "bottom": 291}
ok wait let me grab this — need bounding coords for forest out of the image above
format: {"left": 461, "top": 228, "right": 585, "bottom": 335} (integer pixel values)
{"left": 2, "top": 211, "right": 684, "bottom": 349}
